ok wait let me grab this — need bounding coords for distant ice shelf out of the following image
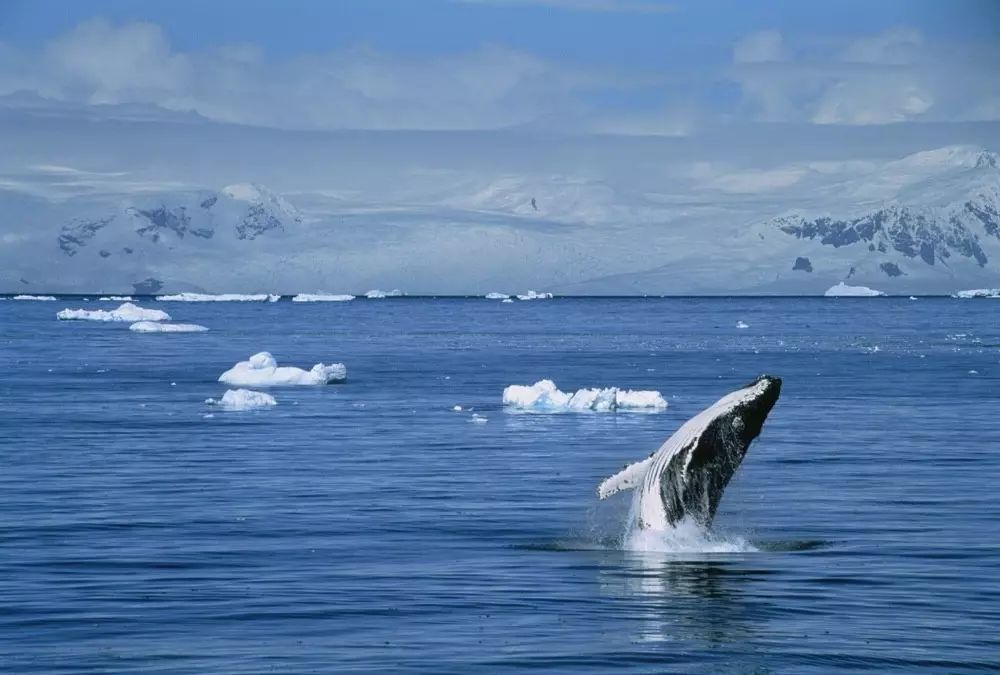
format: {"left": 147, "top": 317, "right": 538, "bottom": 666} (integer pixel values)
{"left": 218, "top": 351, "right": 347, "bottom": 386}
{"left": 129, "top": 321, "right": 208, "bottom": 333}
{"left": 291, "top": 293, "right": 355, "bottom": 302}
{"left": 824, "top": 282, "right": 886, "bottom": 297}
{"left": 365, "top": 289, "right": 404, "bottom": 299}
{"left": 485, "top": 292, "right": 510, "bottom": 300}
{"left": 57, "top": 302, "right": 171, "bottom": 322}
{"left": 13, "top": 295, "right": 56, "bottom": 301}
{"left": 954, "top": 288, "right": 1000, "bottom": 298}
{"left": 502, "top": 379, "right": 667, "bottom": 412}
{"left": 156, "top": 293, "right": 281, "bottom": 302}
{"left": 206, "top": 388, "right": 277, "bottom": 411}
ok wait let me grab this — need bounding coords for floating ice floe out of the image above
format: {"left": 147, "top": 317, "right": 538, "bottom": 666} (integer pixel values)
{"left": 365, "top": 289, "right": 403, "bottom": 299}
{"left": 824, "top": 282, "right": 886, "bottom": 297}
{"left": 954, "top": 288, "right": 1000, "bottom": 299}
{"left": 13, "top": 295, "right": 56, "bottom": 301}
{"left": 736, "top": 320, "right": 750, "bottom": 329}
{"left": 501, "top": 298, "right": 514, "bottom": 303}
{"left": 129, "top": 321, "right": 208, "bottom": 333}
{"left": 99, "top": 295, "right": 133, "bottom": 301}
{"left": 502, "top": 379, "right": 667, "bottom": 412}
{"left": 156, "top": 293, "right": 281, "bottom": 302}
{"left": 206, "top": 389, "right": 277, "bottom": 411}
{"left": 291, "top": 293, "right": 355, "bottom": 302}
{"left": 909, "top": 296, "right": 919, "bottom": 300}
{"left": 516, "top": 291, "right": 553, "bottom": 300}
{"left": 485, "top": 292, "right": 510, "bottom": 300}
{"left": 57, "top": 302, "right": 171, "bottom": 322}
{"left": 219, "top": 351, "right": 347, "bottom": 386}
{"left": 470, "top": 413, "right": 488, "bottom": 424}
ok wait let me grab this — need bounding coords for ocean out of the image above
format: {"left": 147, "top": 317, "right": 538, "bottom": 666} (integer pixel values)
{"left": 2, "top": 296, "right": 998, "bottom": 673}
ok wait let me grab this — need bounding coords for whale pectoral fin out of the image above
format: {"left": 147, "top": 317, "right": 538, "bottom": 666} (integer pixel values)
{"left": 597, "top": 456, "right": 654, "bottom": 500}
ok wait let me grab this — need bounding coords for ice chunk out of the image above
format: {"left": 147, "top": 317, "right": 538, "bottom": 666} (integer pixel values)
{"left": 129, "top": 321, "right": 208, "bottom": 333}
{"left": 99, "top": 295, "right": 133, "bottom": 301}
{"left": 365, "top": 289, "right": 404, "bottom": 299}
{"left": 824, "top": 282, "right": 885, "bottom": 297}
{"left": 501, "top": 298, "right": 514, "bottom": 303}
{"left": 503, "top": 379, "right": 667, "bottom": 412}
{"left": 219, "top": 351, "right": 347, "bottom": 386}
{"left": 470, "top": 414, "right": 488, "bottom": 424}
{"left": 156, "top": 293, "right": 281, "bottom": 302}
{"left": 516, "top": 290, "right": 553, "bottom": 300}
{"left": 57, "top": 302, "right": 171, "bottom": 322}
{"left": 736, "top": 320, "right": 750, "bottom": 329}
{"left": 954, "top": 288, "right": 1000, "bottom": 299}
{"left": 13, "top": 295, "right": 56, "bottom": 301}
{"left": 206, "top": 389, "right": 277, "bottom": 411}
{"left": 291, "top": 293, "right": 355, "bottom": 302}
{"left": 485, "top": 292, "right": 510, "bottom": 300}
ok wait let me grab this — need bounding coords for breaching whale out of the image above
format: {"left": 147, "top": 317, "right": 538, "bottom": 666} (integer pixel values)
{"left": 597, "top": 375, "right": 781, "bottom": 531}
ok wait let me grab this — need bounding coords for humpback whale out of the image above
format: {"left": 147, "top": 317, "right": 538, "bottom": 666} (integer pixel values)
{"left": 598, "top": 375, "right": 781, "bottom": 531}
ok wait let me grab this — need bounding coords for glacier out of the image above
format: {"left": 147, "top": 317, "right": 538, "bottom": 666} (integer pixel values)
{"left": 57, "top": 302, "right": 171, "bottom": 322}
{"left": 218, "top": 351, "right": 347, "bottom": 387}
{"left": 502, "top": 379, "right": 667, "bottom": 412}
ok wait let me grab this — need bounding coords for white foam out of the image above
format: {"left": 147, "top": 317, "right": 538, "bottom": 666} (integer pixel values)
{"left": 503, "top": 379, "right": 667, "bottom": 412}
{"left": 129, "top": 321, "right": 208, "bottom": 333}
{"left": 485, "top": 292, "right": 510, "bottom": 300}
{"left": 291, "top": 293, "right": 355, "bottom": 302}
{"left": 365, "top": 289, "right": 403, "bottom": 299}
{"left": 218, "top": 351, "right": 347, "bottom": 386}
{"left": 13, "top": 295, "right": 56, "bottom": 301}
{"left": 955, "top": 288, "right": 1000, "bottom": 299}
{"left": 624, "top": 518, "right": 756, "bottom": 554}
{"left": 99, "top": 295, "right": 133, "bottom": 301}
{"left": 824, "top": 282, "right": 885, "bottom": 297}
{"left": 57, "top": 302, "right": 171, "bottom": 322}
{"left": 206, "top": 388, "right": 277, "bottom": 411}
{"left": 156, "top": 293, "right": 280, "bottom": 302}
{"left": 516, "top": 290, "right": 553, "bottom": 300}
{"left": 470, "top": 413, "right": 488, "bottom": 424}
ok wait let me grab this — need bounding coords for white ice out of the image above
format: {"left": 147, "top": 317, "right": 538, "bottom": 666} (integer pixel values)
{"left": 156, "top": 293, "right": 281, "bottom": 302}
{"left": 218, "top": 351, "right": 347, "bottom": 386}
{"left": 485, "top": 292, "right": 510, "bottom": 300}
{"left": 291, "top": 293, "right": 355, "bottom": 302}
{"left": 365, "top": 289, "right": 403, "bottom": 299}
{"left": 824, "top": 282, "right": 886, "bottom": 297}
{"left": 57, "top": 302, "right": 171, "bottom": 322}
{"left": 954, "top": 288, "right": 1000, "bottom": 298}
{"left": 502, "top": 379, "right": 667, "bottom": 412}
{"left": 14, "top": 295, "right": 56, "bottom": 301}
{"left": 99, "top": 295, "right": 133, "bottom": 301}
{"left": 736, "top": 320, "right": 750, "bottom": 329}
{"left": 516, "top": 290, "right": 553, "bottom": 300}
{"left": 129, "top": 321, "right": 208, "bottom": 333}
{"left": 205, "top": 388, "right": 277, "bottom": 411}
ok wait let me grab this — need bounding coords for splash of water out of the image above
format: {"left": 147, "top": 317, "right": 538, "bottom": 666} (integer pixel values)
{"left": 623, "top": 517, "right": 757, "bottom": 554}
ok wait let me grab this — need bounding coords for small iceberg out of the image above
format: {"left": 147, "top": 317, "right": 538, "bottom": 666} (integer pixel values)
{"left": 206, "top": 389, "right": 277, "bottom": 411}
{"left": 736, "top": 320, "right": 750, "bottom": 329}
{"left": 503, "top": 379, "right": 667, "bottom": 412}
{"left": 57, "top": 302, "right": 171, "bottom": 322}
{"left": 501, "top": 298, "right": 514, "bottom": 303}
{"left": 291, "top": 293, "right": 355, "bottom": 302}
{"left": 156, "top": 293, "right": 280, "bottom": 302}
{"left": 130, "top": 321, "right": 208, "bottom": 333}
{"left": 219, "top": 351, "right": 347, "bottom": 387}
{"left": 365, "top": 289, "right": 404, "bottom": 299}
{"left": 516, "top": 291, "right": 553, "bottom": 300}
{"left": 99, "top": 295, "right": 133, "bottom": 301}
{"left": 954, "top": 288, "right": 1000, "bottom": 299}
{"left": 485, "top": 292, "right": 510, "bottom": 300}
{"left": 14, "top": 295, "right": 56, "bottom": 301}
{"left": 824, "top": 282, "right": 885, "bottom": 297}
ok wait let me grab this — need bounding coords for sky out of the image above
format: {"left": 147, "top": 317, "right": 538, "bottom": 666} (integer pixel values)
{"left": 1, "top": 1, "right": 999, "bottom": 294}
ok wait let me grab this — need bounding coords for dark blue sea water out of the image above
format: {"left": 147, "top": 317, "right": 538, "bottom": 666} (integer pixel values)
{"left": 2, "top": 297, "right": 999, "bottom": 673}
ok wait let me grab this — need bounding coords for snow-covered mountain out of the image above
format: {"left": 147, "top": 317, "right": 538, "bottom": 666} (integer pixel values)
{"left": 3, "top": 138, "right": 1000, "bottom": 295}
